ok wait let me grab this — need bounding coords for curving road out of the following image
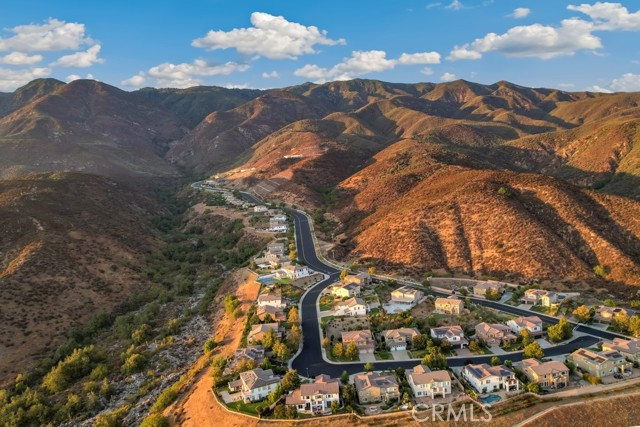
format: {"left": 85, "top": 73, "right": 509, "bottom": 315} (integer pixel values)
{"left": 237, "top": 190, "right": 623, "bottom": 377}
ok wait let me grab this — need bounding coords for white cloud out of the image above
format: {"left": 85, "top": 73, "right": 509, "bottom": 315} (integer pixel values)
{"left": 610, "top": 73, "right": 640, "bottom": 91}
{"left": 398, "top": 51, "right": 441, "bottom": 64}
{"left": 426, "top": 2, "right": 443, "bottom": 9}
{"left": 124, "top": 59, "right": 250, "bottom": 88}
{"left": 224, "top": 83, "right": 252, "bottom": 89}
{"left": 66, "top": 73, "right": 95, "bottom": 82}
{"left": 421, "top": 67, "right": 434, "bottom": 76}
{"left": 192, "top": 12, "right": 345, "bottom": 60}
{"left": 586, "top": 84, "right": 613, "bottom": 93}
{"left": 52, "top": 44, "right": 104, "bottom": 68}
{"left": 0, "top": 67, "right": 51, "bottom": 91}
{"left": 568, "top": 2, "right": 640, "bottom": 31}
{"left": 446, "top": 0, "right": 465, "bottom": 11}
{"left": 0, "top": 52, "right": 43, "bottom": 65}
{"left": 447, "top": 18, "right": 601, "bottom": 60}
{"left": 0, "top": 18, "right": 91, "bottom": 52}
{"left": 511, "top": 7, "right": 531, "bottom": 19}
{"left": 261, "top": 70, "right": 279, "bottom": 78}
{"left": 440, "top": 72, "right": 457, "bottom": 82}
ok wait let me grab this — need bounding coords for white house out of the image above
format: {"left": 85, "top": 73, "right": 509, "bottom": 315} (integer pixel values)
{"left": 234, "top": 368, "right": 282, "bottom": 403}
{"left": 390, "top": 286, "right": 424, "bottom": 305}
{"left": 286, "top": 375, "right": 340, "bottom": 414}
{"left": 406, "top": 365, "right": 452, "bottom": 399}
{"left": 257, "top": 293, "right": 285, "bottom": 309}
{"left": 254, "top": 205, "right": 268, "bottom": 213}
{"left": 506, "top": 316, "right": 543, "bottom": 337}
{"left": 430, "top": 325, "right": 468, "bottom": 348}
{"left": 334, "top": 297, "right": 367, "bottom": 317}
{"left": 271, "top": 214, "right": 287, "bottom": 222}
{"left": 278, "top": 264, "right": 310, "bottom": 280}
{"left": 462, "top": 364, "right": 520, "bottom": 394}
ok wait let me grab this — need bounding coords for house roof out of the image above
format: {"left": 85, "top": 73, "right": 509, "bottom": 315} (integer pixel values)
{"left": 522, "top": 359, "right": 568, "bottom": 376}
{"left": 407, "top": 365, "right": 451, "bottom": 386}
{"left": 435, "top": 297, "right": 464, "bottom": 308}
{"left": 342, "top": 329, "right": 373, "bottom": 343}
{"left": 300, "top": 375, "right": 340, "bottom": 396}
{"left": 431, "top": 325, "right": 464, "bottom": 338}
{"left": 571, "top": 348, "right": 625, "bottom": 365}
{"left": 354, "top": 372, "right": 398, "bottom": 391}
{"left": 248, "top": 323, "right": 279, "bottom": 341}
{"left": 382, "top": 328, "right": 420, "bottom": 341}
{"left": 240, "top": 368, "right": 281, "bottom": 390}
{"left": 257, "top": 305, "right": 285, "bottom": 318}
{"left": 604, "top": 338, "right": 640, "bottom": 354}
{"left": 464, "top": 363, "right": 514, "bottom": 380}
{"left": 257, "top": 293, "right": 281, "bottom": 303}
{"left": 476, "top": 322, "right": 513, "bottom": 336}
{"left": 510, "top": 316, "right": 543, "bottom": 328}
{"left": 336, "top": 297, "right": 366, "bottom": 309}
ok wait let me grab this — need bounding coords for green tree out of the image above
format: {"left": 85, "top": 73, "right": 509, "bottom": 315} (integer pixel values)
{"left": 523, "top": 342, "right": 545, "bottom": 359}
{"left": 224, "top": 295, "right": 240, "bottom": 318}
{"left": 526, "top": 382, "right": 541, "bottom": 393}
{"left": 289, "top": 250, "right": 297, "bottom": 261}
{"left": 90, "top": 364, "right": 108, "bottom": 381}
{"left": 281, "top": 369, "right": 301, "bottom": 392}
{"left": 422, "top": 348, "right": 447, "bottom": 370}
{"left": 485, "top": 289, "right": 502, "bottom": 301}
{"left": 468, "top": 340, "right": 480, "bottom": 354}
{"left": 603, "top": 299, "right": 617, "bottom": 307}
{"left": 332, "top": 342, "right": 344, "bottom": 358}
{"left": 121, "top": 353, "right": 147, "bottom": 375}
{"left": 345, "top": 342, "right": 359, "bottom": 361}
{"left": 261, "top": 329, "right": 276, "bottom": 350}
{"left": 273, "top": 341, "right": 291, "bottom": 360}
{"left": 131, "top": 324, "right": 152, "bottom": 344}
{"left": 330, "top": 400, "right": 340, "bottom": 413}
{"left": 497, "top": 186, "right": 512, "bottom": 197}
{"left": 547, "top": 318, "right": 572, "bottom": 343}
{"left": 613, "top": 312, "right": 630, "bottom": 333}
{"left": 594, "top": 265, "right": 608, "bottom": 279}
{"left": 364, "top": 362, "right": 375, "bottom": 372}
{"left": 490, "top": 356, "right": 501, "bottom": 366}
{"left": 203, "top": 339, "right": 217, "bottom": 354}
{"left": 520, "top": 329, "right": 534, "bottom": 346}
{"left": 340, "top": 370, "right": 350, "bottom": 384}
{"left": 572, "top": 305, "right": 592, "bottom": 323}
{"left": 368, "top": 266, "right": 376, "bottom": 275}
{"left": 340, "top": 269, "right": 349, "bottom": 281}
{"left": 288, "top": 324, "right": 302, "bottom": 349}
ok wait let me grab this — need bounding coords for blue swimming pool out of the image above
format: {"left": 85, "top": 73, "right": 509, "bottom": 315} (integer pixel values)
{"left": 479, "top": 395, "right": 502, "bottom": 404}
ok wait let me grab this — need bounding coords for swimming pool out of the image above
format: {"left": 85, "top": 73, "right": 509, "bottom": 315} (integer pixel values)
{"left": 479, "top": 395, "right": 502, "bottom": 404}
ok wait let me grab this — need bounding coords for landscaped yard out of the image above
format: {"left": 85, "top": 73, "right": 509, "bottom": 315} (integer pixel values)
{"left": 530, "top": 305, "right": 551, "bottom": 315}
{"left": 375, "top": 350, "right": 393, "bottom": 360}
{"left": 319, "top": 295, "right": 335, "bottom": 311}
{"left": 226, "top": 400, "right": 265, "bottom": 415}
{"left": 279, "top": 282, "right": 303, "bottom": 302}
{"left": 501, "top": 340, "right": 524, "bottom": 352}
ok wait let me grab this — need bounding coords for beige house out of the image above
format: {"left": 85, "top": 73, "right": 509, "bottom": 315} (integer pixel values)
{"left": 257, "top": 293, "right": 285, "bottom": 309}
{"left": 522, "top": 358, "right": 569, "bottom": 389}
{"left": 602, "top": 338, "right": 640, "bottom": 363}
{"left": 475, "top": 322, "right": 517, "bottom": 346}
{"left": 256, "top": 305, "right": 286, "bottom": 322}
{"left": 354, "top": 372, "right": 400, "bottom": 404}
{"left": 391, "top": 286, "right": 424, "bottom": 305}
{"left": 344, "top": 272, "right": 372, "bottom": 286}
{"left": 521, "top": 289, "right": 558, "bottom": 306}
{"left": 406, "top": 365, "right": 452, "bottom": 399}
{"left": 430, "top": 325, "right": 468, "bottom": 348}
{"left": 506, "top": 316, "right": 543, "bottom": 337}
{"left": 247, "top": 323, "right": 281, "bottom": 344}
{"left": 434, "top": 297, "right": 465, "bottom": 315}
{"left": 462, "top": 364, "right": 519, "bottom": 394}
{"left": 568, "top": 348, "right": 633, "bottom": 378}
{"left": 332, "top": 283, "right": 361, "bottom": 299}
{"left": 594, "top": 306, "right": 632, "bottom": 323}
{"left": 342, "top": 329, "right": 375, "bottom": 354}
{"left": 381, "top": 328, "right": 420, "bottom": 351}
{"left": 473, "top": 282, "right": 504, "bottom": 298}
{"left": 286, "top": 375, "right": 340, "bottom": 414}
{"left": 334, "top": 297, "right": 367, "bottom": 317}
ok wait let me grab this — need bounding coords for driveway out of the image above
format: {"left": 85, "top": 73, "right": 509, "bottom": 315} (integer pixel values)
{"left": 537, "top": 338, "right": 553, "bottom": 349}
{"left": 220, "top": 390, "right": 242, "bottom": 404}
{"left": 489, "top": 345, "right": 507, "bottom": 355}
{"left": 360, "top": 353, "right": 377, "bottom": 363}
{"left": 454, "top": 348, "right": 473, "bottom": 358}
{"left": 391, "top": 349, "right": 411, "bottom": 361}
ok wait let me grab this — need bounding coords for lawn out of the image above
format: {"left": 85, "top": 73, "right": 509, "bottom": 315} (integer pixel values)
{"left": 226, "top": 400, "right": 265, "bottom": 415}
{"left": 326, "top": 351, "right": 359, "bottom": 363}
{"left": 501, "top": 341, "right": 524, "bottom": 352}
{"left": 530, "top": 305, "right": 551, "bottom": 315}
{"left": 409, "top": 349, "right": 428, "bottom": 359}
{"left": 280, "top": 283, "right": 303, "bottom": 302}
{"left": 375, "top": 350, "right": 393, "bottom": 360}
{"left": 320, "top": 295, "right": 335, "bottom": 311}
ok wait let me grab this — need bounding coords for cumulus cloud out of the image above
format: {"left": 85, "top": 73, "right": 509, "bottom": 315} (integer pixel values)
{"left": 568, "top": 2, "right": 640, "bottom": 31}
{"left": 511, "top": 7, "right": 531, "bottom": 19}
{"left": 52, "top": 44, "right": 104, "bottom": 68}
{"left": 446, "top": 0, "right": 464, "bottom": 11}
{"left": 440, "top": 72, "right": 457, "bottom": 82}
{"left": 398, "top": 51, "right": 441, "bottom": 64}
{"left": 66, "top": 73, "right": 95, "bottom": 82}
{"left": 261, "top": 70, "right": 279, "bottom": 78}
{"left": 447, "top": 18, "right": 601, "bottom": 60}
{"left": 0, "top": 66, "right": 51, "bottom": 91}
{"left": 0, "top": 18, "right": 92, "bottom": 52}
{"left": 123, "top": 59, "right": 250, "bottom": 88}
{"left": 586, "top": 84, "right": 613, "bottom": 93}
{"left": 0, "top": 52, "right": 43, "bottom": 65}
{"left": 192, "top": 12, "right": 345, "bottom": 60}
{"left": 610, "top": 73, "right": 640, "bottom": 91}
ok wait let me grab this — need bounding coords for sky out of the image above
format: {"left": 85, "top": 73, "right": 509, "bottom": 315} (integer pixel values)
{"left": 1, "top": 0, "right": 640, "bottom": 92}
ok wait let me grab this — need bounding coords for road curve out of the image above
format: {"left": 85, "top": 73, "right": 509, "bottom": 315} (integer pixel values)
{"left": 237, "top": 191, "right": 616, "bottom": 377}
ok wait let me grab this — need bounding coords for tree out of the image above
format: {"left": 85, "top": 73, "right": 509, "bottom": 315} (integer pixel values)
{"left": 262, "top": 329, "right": 276, "bottom": 350}
{"left": 572, "top": 305, "right": 592, "bottom": 323}
{"left": 340, "top": 269, "right": 349, "bottom": 281}
{"left": 594, "top": 265, "right": 608, "bottom": 279}
{"left": 224, "top": 295, "right": 240, "bottom": 318}
{"left": 422, "top": 349, "right": 447, "bottom": 370}
{"left": 490, "top": 356, "right": 501, "bottom": 366}
{"left": 289, "top": 250, "right": 298, "bottom": 261}
{"left": 547, "top": 318, "right": 572, "bottom": 343}
{"left": 364, "top": 362, "right": 375, "bottom": 372}
{"left": 121, "top": 353, "right": 147, "bottom": 375}
{"left": 288, "top": 325, "right": 302, "bottom": 349}
{"left": 485, "top": 289, "right": 502, "bottom": 301}
{"left": 141, "top": 414, "right": 169, "bottom": 427}
{"left": 629, "top": 316, "right": 640, "bottom": 338}
{"left": 368, "top": 266, "right": 376, "bottom": 275}
{"left": 202, "top": 339, "right": 217, "bottom": 354}
{"left": 497, "top": 186, "right": 512, "bottom": 197}
{"left": 468, "top": 340, "right": 480, "bottom": 354}
{"left": 523, "top": 342, "right": 545, "bottom": 359}
{"left": 345, "top": 342, "right": 359, "bottom": 361}
{"left": 330, "top": 400, "right": 340, "bottom": 413}
{"left": 520, "top": 329, "right": 534, "bottom": 346}
{"left": 613, "top": 312, "right": 630, "bottom": 333}
{"left": 281, "top": 369, "right": 301, "bottom": 391}
{"left": 273, "top": 341, "right": 291, "bottom": 360}
{"left": 288, "top": 307, "right": 300, "bottom": 324}
{"left": 332, "top": 342, "right": 344, "bottom": 358}
{"left": 341, "top": 370, "right": 350, "bottom": 385}
{"left": 322, "top": 337, "right": 331, "bottom": 349}
{"left": 603, "top": 299, "right": 617, "bottom": 307}
{"left": 526, "top": 383, "right": 541, "bottom": 393}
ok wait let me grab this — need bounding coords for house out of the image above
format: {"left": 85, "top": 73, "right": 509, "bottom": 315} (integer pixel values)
{"left": 406, "top": 365, "right": 452, "bottom": 399}
{"left": 521, "top": 289, "right": 558, "bottom": 306}
{"left": 257, "top": 293, "right": 285, "bottom": 309}
{"left": 341, "top": 330, "right": 375, "bottom": 354}
{"left": 434, "top": 297, "right": 465, "bottom": 315}
{"left": 521, "top": 359, "right": 569, "bottom": 389}
{"left": 430, "top": 325, "right": 468, "bottom": 348}
{"left": 271, "top": 214, "right": 287, "bottom": 222}
{"left": 269, "top": 218, "right": 288, "bottom": 232}
{"left": 254, "top": 205, "right": 268, "bottom": 213}
{"left": 462, "top": 364, "right": 520, "bottom": 394}
{"left": 256, "top": 305, "right": 286, "bottom": 322}
{"left": 594, "top": 306, "right": 632, "bottom": 323}
{"left": 331, "top": 283, "right": 361, "bottom": 299}
{"left": 267, "top": 242, "right": 286, "bottom": 256}
{"left": 223, "top": 345, "right": 265, "bottom": 376}
{"left": 475, "top": 322, "right": 517, "bottom": 346}
{"left": 568, "top": 348, "right": 633, "bottom": 378}
{"left": 344, "top": 272, "right": 372, "bottom": 286}
{"left": 473, "top": 282, "right": 504, "bottom": 298}
{"left": 390, "top": 286, "right": 424, "bottom": 305}
{"left": 381, "top": 328, "right": 420, "bottom": 351}
{"left": 235, "top": 368, "right": 282, "bottom": 403}
{"left": 247, "top": 323, "right": 282, "bottom": 344}
{"left": 279, "top": 264, "right": 310, "bottom": 280}
{"left": 334, "top": 297, "right": 367, "bottom": 317}
{"left": 506, "top": 316, "right": 543, "bottom": 337}
{"left": 286, "top": 375, "right": 340, "bottom": 414}
{"left": 602, "top": 338, "right": 640, "bottom": 363}
{"left": 354, "top": 372, "right": 400, "bottom": 404}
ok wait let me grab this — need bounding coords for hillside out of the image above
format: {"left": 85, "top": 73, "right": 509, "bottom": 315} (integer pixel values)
{"left": 0, "top": 173, "right": 160, "bottom": 384}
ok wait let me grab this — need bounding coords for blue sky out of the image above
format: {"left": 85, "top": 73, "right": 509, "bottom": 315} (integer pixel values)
{"left": 1, "top": 0, "right": 640, "bottom": 92}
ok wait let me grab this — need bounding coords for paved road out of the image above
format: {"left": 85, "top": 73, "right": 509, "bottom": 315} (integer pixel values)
{"left": 236, "top": 191, "right": 618, "bottom": 377}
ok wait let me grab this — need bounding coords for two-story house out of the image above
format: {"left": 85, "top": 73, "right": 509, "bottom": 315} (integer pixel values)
{"left": 434, "top": 297, "right": 465, "bottom": 315}
{"left": 332, "top": 283, "right": 361, "bottom": 299}
{"left": 506, "top": 316, "right": 543, "bottom": 337}
{"left": 568, "top": 348, "right": 633, "bottom": 378}
{"left": 247, "top": 323, "right": 282, "bottom": 344}
{"left": 342, "top": 330, "right": 375, "bottom": 354}
{"left": 462, "top": 363, "right": 520, "bottom": 394}
{"left": 381, "top": 328, "right": 420, "bottom": 351}
{"left": 256, "top": 304, "right": 286, "bottom": 322}
{"left": 390, "top": 286, "right": 424, "bottom": 306}
{"left": 406, "top": 365, "right": 452, "bottom": 399}
{"left": 354, "top": 372, "right": 400, "bottom": 404}
{"left": 430, "top": 325, "right": 468, "bottom": 348}
{"left": 594, "top": 306, "right": 632, "bottom": 324}
{"left": 286, "top": 375, "right": 340, "bottom": 414}
{"left": 475, "top": 322, "right": 517, "bottom": 346}
{"left": 257, "top": 293, "right": 285, "bottom": 309}
{"left": 230, "top": 368, "right": 282, "bottom": 403}
{"left": 521, "top": 289, "right": 558, "bottom": 306}
{"left": 602, "top": 338, "right": 640, "bottom": 363}
{"left": 473, "top": 282, "right": 504, "bottom": 298}
{"left": 343, "top": 272, "right": 373, "bottom": 286}
{"left": 521, "top": 358, "right": 569, "bottom": 389}
{"left": 334, "top": 297, "right": 367, "bottom": 317}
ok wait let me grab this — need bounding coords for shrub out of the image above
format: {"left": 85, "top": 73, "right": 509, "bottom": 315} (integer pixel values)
{"left": 141, "top": 414, "right": 170, "bottom": 427}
